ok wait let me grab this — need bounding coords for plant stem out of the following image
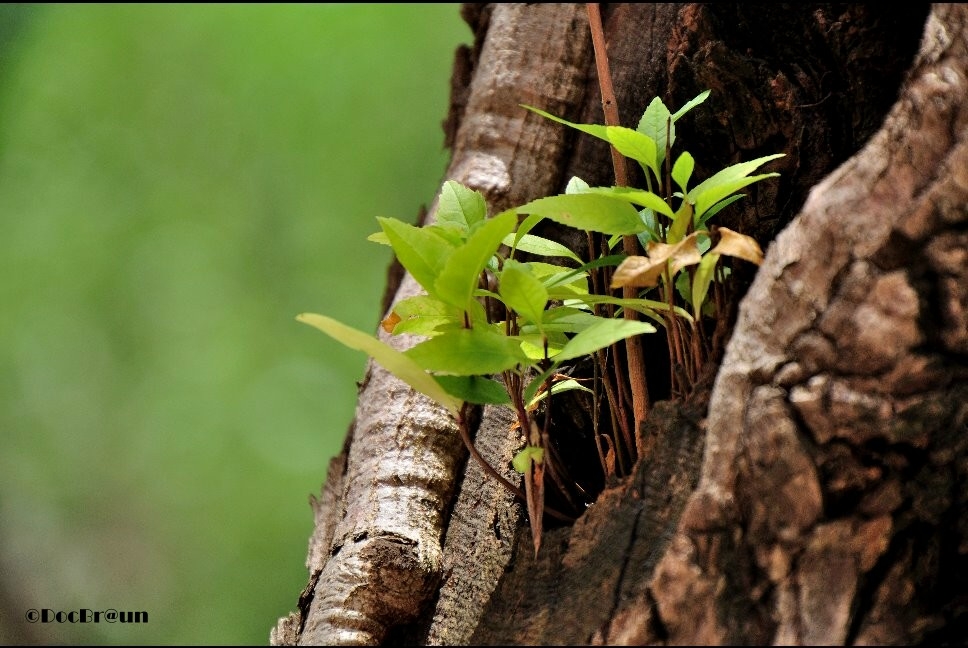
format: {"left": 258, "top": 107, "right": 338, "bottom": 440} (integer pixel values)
{"left": 586, "top": 2, "right": 649, "bottom": 452}
{"left": 457, "top": 404, "right": 573, "bottom": 523}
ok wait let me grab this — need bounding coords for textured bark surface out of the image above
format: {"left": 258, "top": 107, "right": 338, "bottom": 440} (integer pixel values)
{"left": 648, "top": 6, "right": 968, "bottom": 642}
{"left": 273, "top": 3, "right": 967, "bottom": 645}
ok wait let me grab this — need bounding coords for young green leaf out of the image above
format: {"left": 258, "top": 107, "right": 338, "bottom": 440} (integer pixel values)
{"left": 565, "top": 175, "right": 590, "bottom": 194}
{"left": 387, "top": 294, "right": 466, "bottom": 336}
{"left": 434, "top": 209, "right": 517, "bottom": 311}
{"left": 526, "top": 377, "right": 594, "bottom": 410}
{"left": 670, "top": 89, "right": 711, "bottom": 122}
{"left": 377, "top": 217, "right": 454, "bottom": 297}
{"left": 502, "top": 232, "right": 583, "bottom": 264}
{"left": 498, "top": 260, "right": 549, "bottom": 329}
{"left": 604, "top": 125, "right": 660, "bottom": 179}
{"left": 516, "top": 193, "right": 645, "bottom": 236}
{"left": 297, "top": 313, "right": 462, "bottom": 416}
{"left": 689, "top": 153, "right": 785, "bottom": 219}
{"left": 671, "top": 151, "right": 695, "bottom": 195}
{"left": 583, "top": 186, "right": 674, "bottom": 218}
{"left": 437, "top": 180, "right": 487, "bottom": 232}
{"left": 691, "top": 251, "right": 721, "bottom": 317}
{"left": 552, "top": 318, "right": 656, "bottom": 363}
{"left": 636, "top": 96, "right": 673, "bottom": 176}
{"left": 434, "top": 375, "right": 512, "bottom": 405}
{"left": 512, "top": 445, "right": 544, "bottom": 474}
{"left": 696, "top": 194, "right": 745, "bottom": 228}
{"left": 405, "top": 326, "right": 528, "bottom": 375}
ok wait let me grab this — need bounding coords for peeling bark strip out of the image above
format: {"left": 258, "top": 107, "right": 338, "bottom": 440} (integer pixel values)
{"left": 647, "top": 4, "right": 968, "bottom": 644}
{"left": 272, "top": 5, "right": 593, "bottom": 645}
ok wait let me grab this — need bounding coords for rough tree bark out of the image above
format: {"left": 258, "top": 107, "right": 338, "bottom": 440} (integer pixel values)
{"left": 272, "top": 4, "right": 966, "bottom": 645}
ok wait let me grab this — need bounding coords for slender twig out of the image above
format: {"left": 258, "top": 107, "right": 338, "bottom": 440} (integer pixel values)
{"left": 457, "top": 404, "right": 574, "bottom": 523}
{"left": 586, "top": 3, "right": 649, "bottom": 454}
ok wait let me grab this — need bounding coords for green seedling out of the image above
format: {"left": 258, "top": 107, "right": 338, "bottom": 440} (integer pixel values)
{"left": 300, "top": 91, "right": 783, "bottom": 555}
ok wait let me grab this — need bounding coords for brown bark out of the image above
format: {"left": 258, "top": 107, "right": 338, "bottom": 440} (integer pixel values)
{"left": 274, "top": 4, "right": 967, "bottom": 645}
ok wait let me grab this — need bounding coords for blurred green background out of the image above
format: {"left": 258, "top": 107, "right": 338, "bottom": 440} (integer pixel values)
{"left": 0, "top": 4, "right": 469, "bottom": 645}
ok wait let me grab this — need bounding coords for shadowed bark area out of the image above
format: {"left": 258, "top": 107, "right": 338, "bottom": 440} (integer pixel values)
{"left": 273, "top": 4, "right": 968, "bottom": 645}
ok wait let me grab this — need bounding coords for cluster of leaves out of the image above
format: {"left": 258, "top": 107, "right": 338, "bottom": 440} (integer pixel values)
{"left": 299, "top": 90, "right": 783, "bottom": 553}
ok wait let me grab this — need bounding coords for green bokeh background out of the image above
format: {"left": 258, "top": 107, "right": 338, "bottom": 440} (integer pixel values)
{"left": 0, "top": 4, "right": 469, "bottom": 644}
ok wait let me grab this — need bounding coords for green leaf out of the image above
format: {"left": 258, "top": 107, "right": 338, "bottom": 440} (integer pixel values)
{"left": 604, "top": 125, "right": 659, "bottom": 178}
{"left": 565, "top": 175, "right": 590, "bottom": 194}
{"left": 499, "top": 260, "right": 549, "bottom": 328}
{"left": 524, "top": 105, "right": 663, "bottom": 183}
{"left": 523, "top": 104, "right": 611, "bottom": 141}
{"left": 367, "top": 230, "right": 390, "bottom": 245}
{"left": 388, "top": 294, "right": 465, "bottom": 336}
{"left": 502, "top": 232, "right": 583, "bottom": 264}
{"left": 697, "top": 193, "right": 745, "bottom": 227}
{"left": 671, "top": 151, "right": 694, "bottom": 195}
{"left": 405, "top": 327, "right": 529, "bottom": 375}
{"left": 670, "top": 89, "right": 710, "bottom": 122}
{"left": 434, "top": 375, "right": 511, "bottom": 405}
{"left": 552, "top": 318, "right": 656, "bottom": 363}
{"left": 437, "top": 180, "right": 487, "bottom": 231}
{"left": 520, "top": 307, "right": 601, "bottom": 334}
{"left": 377, "top": 217, "right": 454, "bottom": 297}
{"left": 637, "top": 96, "right": 673, "bottom": 175}
{"left": 689, "top": 153, "right": 785, "bottom": 219}
{"left": 434, "top": 209, "right": 517, "bottom": 310}
{"left": 526, "top": 377, "right": 594, "bottom": 409}
{"left": 516, "top": 193, "right": 645, "bottom": 236}
{"left": 512, "top": 445, "right": 544, "bottom": 473}
{"left": 297, "top": 313, "right": 462, "bottom": 416}
{"left": 666, "top": 201, "right": 694, "bottom": 244}
{"left": 574, "top": 294, "right": 692, "bottom": 324}
{"left": 691, "top": 252, "right": 720, "bottom": 317}
{"left": 583, "top": 186, "right": 674, "bottom": 218}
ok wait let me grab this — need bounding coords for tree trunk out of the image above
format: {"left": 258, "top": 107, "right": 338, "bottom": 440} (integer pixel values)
{"left": 272, "top": 4, "right": 966, "bottom": 645}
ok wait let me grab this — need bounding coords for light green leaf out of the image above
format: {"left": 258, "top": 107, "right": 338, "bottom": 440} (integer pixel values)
{"left": 405, "top": 327, "right": 529, "bottom": 375}
{"left": 501, "top": 232, "right": 583, "bottom": 264}
{"left": 388, "top": 294, "right": 465, "bottom": 336}
{"left": 574, "top": 294, "right": 692, "bottom": 324}
{"left": 671, "top": 151, "right": 694, "bottom": 195}
{"left": 526, "top": 377, "right": 594, "bottom": 409}
{"left": 689, "top": 153, "right": 784, "bottom": 219}
{"left": 583, "top": 186, "right": 675, "bottom": 218}
{"left": 697, "top": 193, "right": 745, "bottom": 227}
{"left": 565, "top": 175, "right": 590, "bottom": 194}
{"left": 691, "top": 252, "right": 720, "bottom": 317}
{"left": 518, "top": 332, "right": 567, "bottom": 360}
{"left": 523, "top": 104, "right": 611, "bottom": 141}
{"left": 516, "top": 193, "right": 645, "bottom": 236}
{"left": 499, "top": 260, "right": 549, "bottom": 328}
{"left": 524, "top": 105, "right": 663, "bottom": 182}
{"left": 512, "top": 445, "right": 544, "bottom": 474}
{"left": 434, "top": 375, "right": 511, "bottom": 405}
{"left": 637, "top": 96, "right": 673, "bottom": 174}
{"left": 667, "top": 202, "right": 694, "bottom": 244}
{"left": 437, "top": 180, "right": 487, "bottom": 231}
{"left": 552, "top": 318, "right": 656, "bottom": 363}
{"left": 377, "top": 216, "right": 454, "bottom": 297}
{"left": 367, "top": 231, "right": 390, "bottom": 245}
{"left": 297, "top": 313, "right": 461, "bottom": 416}
{"left": 434, "top": 209, "right": 517, "bottom": 310}
{"left": 604, "top": 125, "right": 659, "bottom": 178}
{"left": 670, "top": 89, "right": 710, "bottom": 122}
